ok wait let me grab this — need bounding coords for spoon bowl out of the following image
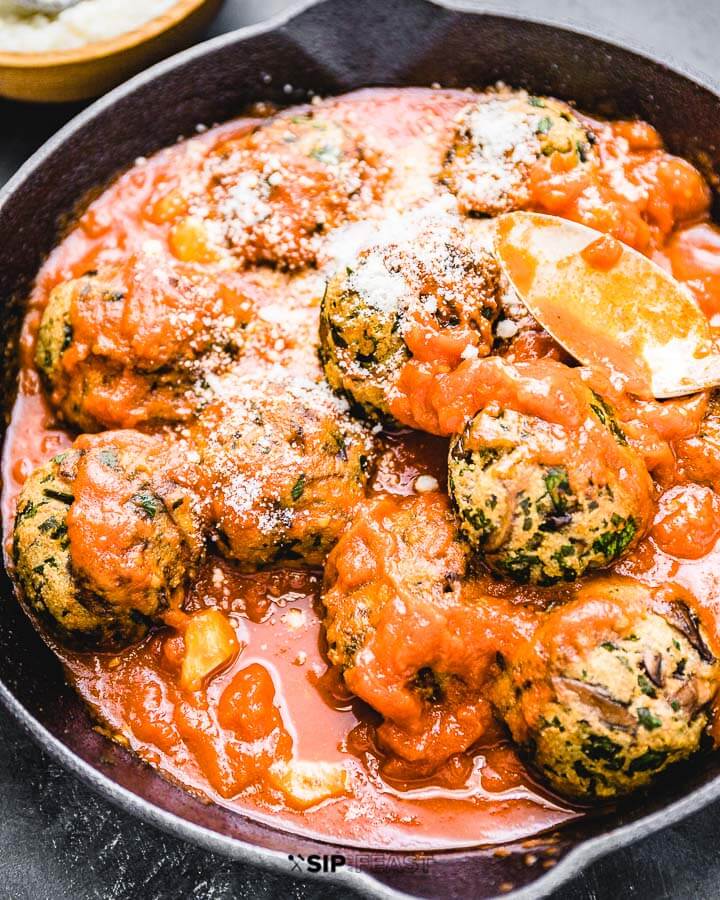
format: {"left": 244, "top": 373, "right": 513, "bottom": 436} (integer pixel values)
{"left": 493, "top": 211, "right": 720, "bottom": 399}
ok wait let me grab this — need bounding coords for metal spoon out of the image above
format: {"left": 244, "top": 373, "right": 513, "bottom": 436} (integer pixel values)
{"left": 11, "top": 0, "right": 81, "bottom": 14}
{"left": 493, "top": 211, "right": 720, "bottom": 399}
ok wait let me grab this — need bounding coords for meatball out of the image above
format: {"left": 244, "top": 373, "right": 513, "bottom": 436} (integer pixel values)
{"left": 13, "top": 431, "right": 206, "bottom": 649}
{"left": 442, "top": 91, "right": 596, "bottom": 216}
{"left": 319, "top": 211, "right": 501, "bottom": 421}
{"left": 448, "top": 375, "right": 653, "bottom": 584}
{"left": 192, "top": 372, "right": 374, "bottom": 570}
{"left": 323, "top": 493, "right": 470, "bottom": 673}
{"left": 204, "top": 111, "right": 386, "bottom": 270}
{"left": 321, "top": 493, "right": 517, "bottom": 773}
{"left": 491, "top": 579, "right": 719, "bottom": 799}
{"left": 36, "top": 252, "right": 251, "bottom": 432}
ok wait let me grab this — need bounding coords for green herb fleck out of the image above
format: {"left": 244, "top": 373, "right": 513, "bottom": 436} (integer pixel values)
{"left": 627, "top": 749, "right": 668, "bottom": 774}
{"left": 590, "top": 392, "right": 628, "bottom": 444}
{"left": 637, "top": 674, "right": 657, "bottom": 698}
{"left": 582, "top": 733, "right": 623, "bottom": 766}
{"left": 592, "top": 517, "right": 637, "bottom": 560}
{"left": 543, "top": 466, "right": 571, "bottom": 513}
{"left": 291, "top": 474, "right": 306, "bottom": 502}
{"left": 98, "top": 448, "right": 119, "bottom": 469}
{"left": 133, "top": 491, "right": 160, "bottom": 519}
{"left": 38, "top": 516, "right": 67, "bottom": 539}
{"left": 637, "top": 707, "right": 662, "bottom": 730}
{"left": 16, "top": 500, "right": 38, "bottom": 522}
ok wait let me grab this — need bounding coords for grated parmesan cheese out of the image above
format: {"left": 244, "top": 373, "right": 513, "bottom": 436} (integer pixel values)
{"left": 0, "top": 0, "right": 176, "bottom": 52}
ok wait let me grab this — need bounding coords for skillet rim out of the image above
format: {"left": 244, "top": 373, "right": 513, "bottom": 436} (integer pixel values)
{"left": 2, "top": 1, "right": 720, "bottom": 896}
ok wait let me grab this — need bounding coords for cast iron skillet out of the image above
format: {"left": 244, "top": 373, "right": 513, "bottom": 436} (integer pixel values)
{"left": 2, "top": 0, "right": 720, "bottom": 896}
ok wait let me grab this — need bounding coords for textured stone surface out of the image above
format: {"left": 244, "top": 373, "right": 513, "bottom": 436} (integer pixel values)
{"left": 1, "top": 1, "right": 720, "bottom": 898}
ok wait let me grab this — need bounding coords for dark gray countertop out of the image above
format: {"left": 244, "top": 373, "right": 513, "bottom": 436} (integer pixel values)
{"left": 2, "top": 1, "right": 720, "bottom": 898}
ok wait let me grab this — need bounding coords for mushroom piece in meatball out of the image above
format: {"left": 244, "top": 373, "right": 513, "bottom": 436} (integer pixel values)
{"left": 491, "top": 579, "right": 720, "bottom": 799}
{"left": 36, "top": 252, "right": 251, "bottom": 432}
{"left": 205, "top": 111, "right": 386, "bottom": 270}
{"left": 319, "top": 211, "right": 501, "bottom": 422}
{"left": 448, "top": 374, "right": 653, "bottom": 585}
{"left": 13, "top": 431, "right": 206, "bottom": 650}
{"left": 193, "top": 372, "right": 374, "bottom": 570}
{"left": 442, "top": 91, "right": 597, "bottom": 216}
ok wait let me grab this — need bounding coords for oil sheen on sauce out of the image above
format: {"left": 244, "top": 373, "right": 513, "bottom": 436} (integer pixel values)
{"left": 3, "top": 87, "right": 720, "bottom": 850}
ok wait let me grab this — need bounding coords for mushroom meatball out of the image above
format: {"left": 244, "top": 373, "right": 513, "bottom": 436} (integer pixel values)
{"left": 322, "top": 493, "right": 534, "bottom": 773}
{"left": 13, "top": 431, "right": 206, "bottom": 650}
{"left": 323, "top": 493, "right": 470, "bottom": 673}
{"left": 204, "top": 112, "right": 386, "bottom": 270}
{"left": 442, "top": 91, "right": 597, "bottom": 216}
{"left": 319, "top": 211, "right": 501, "bottom": 422}
{"left": 36, "top": 252, "right": 251, "bottom": 432}
{"left": 193, "top": 372, "right": 374, "bottom": 570}
{"left": 448, "top": 371, "right": 653, "bottom": 584}
{"left": 322, "top": 493, "right": 509, "bottom": 771}
{"left": 491, "top": 579, "right": 719, "bottom": 799}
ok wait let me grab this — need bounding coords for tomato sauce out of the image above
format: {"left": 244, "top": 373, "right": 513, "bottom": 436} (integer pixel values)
{"left": 3, "top": 87, "right": 720, "bottom": 850}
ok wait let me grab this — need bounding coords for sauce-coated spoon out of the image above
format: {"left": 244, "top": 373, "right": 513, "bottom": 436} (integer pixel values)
{"left": 493, "top": 211, "right": 720, "bottom": 399}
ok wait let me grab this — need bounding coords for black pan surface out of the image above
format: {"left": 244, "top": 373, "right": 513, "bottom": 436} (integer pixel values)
{"left": 2, "top": 1, "right": 720, "bottom": 896}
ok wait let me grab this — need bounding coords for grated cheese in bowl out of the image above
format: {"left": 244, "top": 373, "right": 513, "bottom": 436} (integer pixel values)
{"left": 0, "top": 0, "right": 177, "bottom": 53}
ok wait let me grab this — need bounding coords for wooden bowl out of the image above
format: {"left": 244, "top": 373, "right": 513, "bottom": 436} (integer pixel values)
{"left": 0, "top": 0, "right": 224, "bottom": 102}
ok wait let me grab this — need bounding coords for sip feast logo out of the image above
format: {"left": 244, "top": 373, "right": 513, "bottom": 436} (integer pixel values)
{"left": 288, "top": 853, "right": 346, "bottom": 873}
